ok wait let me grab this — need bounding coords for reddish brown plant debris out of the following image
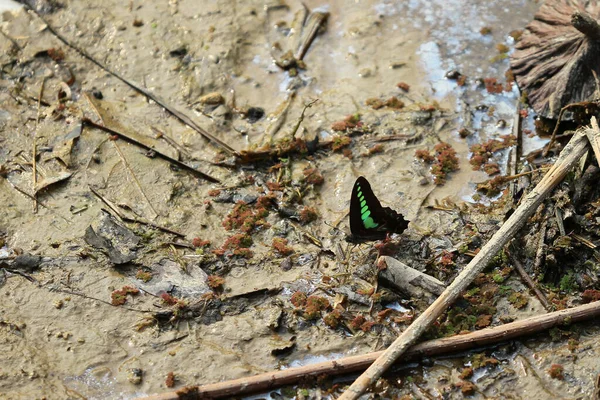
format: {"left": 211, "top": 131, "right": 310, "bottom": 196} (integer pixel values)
{"left": 357, "top": 287, "right": 375, "bottom": 296}
{"left": 160, "top": 293, "right": 179, "bottom": 306}
{"left": 484, "top": 77, "right": 504, "bottom": 94}
{"left": 548, "top": 364, "right": 564, "bottom": 380}
{"left": 323, "top": 310, "right": 343, "bottom": 328}
{"left": 350, "top": 315, "right": 366, "bottom": 330}
{"left": 291, "top": 291, "right": 308, "bottom": 307}
{"left": 222, "top": 201, "right": 269, "bottom": 233}
{"left": 165, "top": 372, "right": 175, "bottom": 388}
{"left": 363, "top": 144, "right": 384, "bottom": 157}
{"left": 366, "top": 98, "right": 385, "bottom": 110}
{"left": 360, "top": 321, "right": 376, "bottom": 332}
{"left": 303, "top": 167, "right": 324, "bottom": 185}
{"left": 384, "top": 97, "right": 405, "bottom": 109}
{"left": 458, "top": 128, "right": 472, "bottom": 138}
{"left": 136, "top": 270, "right": 153, "bottom": 283}
{"left": 396, "top": 82, "right": 410, "bottom": 92}
{"left": 213, "top": 233, "right": 253, "bottom": 258}
{"left": 266, "top": 181, "right": 283, "bottom": 191}
{"left": 208, "top": 189, "right": 221, "bottom": 197}
{"left": 496, "top": 43, "right": 510, "bottom": 54}
{"left": 374, "top": 238, "right": 400, "bottom": 256}
{"left": 192, "top": 238, "right": 211, "bottom": 248}
{"left": 416, "top": 142, "right": 460, "bottom": 185}
{"left": 47, "top": 48, "right": 65, "bottom": 61}
{"left": 331, "top": 114, "right": 362, "bottom": 132}
{"left": 377, "top": 308, "right": 394, "bottom": 320}
{"left": 483, "top": 162, "right": 500, "bottom": 175}
{"left": 332, "top": 135, "right": 352, "bottom": 151}
{"left": 476, "top": 176, "right": 509, "bottom": 197}
{"left": 257, "top": 192, "right": 278, "bottom": 208}
{"left": 111, "top": 286, "right": 139, "bottom": 306}
{"left": 459, "top": 367, "right": 474, "bottom": 379}
{"left": 304, "top": 295, "right": 331, "bottom": 320}
{"left": 272, "top": 237, "right": 294, "bottom": 256}
{"left": 582, "top": 289, "right": 600, "bottom": 303}
{"left": 419, "top": 103, "right": 439, "bottom": 112}
{"left": 455, "top": 381, "right": 476, "bottom": 395}
{"left": 342, "top": 148, "right": 353, "bottom": 159}
{"left": 299, "top": 206, "right": 319, "bottom": 224}
{"left": 469, "top": 135, "right": 516, "bottom": 173}
{"left": 476, "top": 314, "right": 492, "bottom": 328}
{"left": 207, "top": 275, "right": 225, "bottom": 289}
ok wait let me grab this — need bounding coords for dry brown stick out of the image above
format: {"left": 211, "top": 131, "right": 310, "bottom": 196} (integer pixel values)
{"left": 140, "top": 300, "right": 600, "bottom": 400}
{"left": 533, "top": 217, "right": 548, "bottom": 277}
{"left": 32, "top": 77, "right": 46, "bottom": 213}
{"left": 506, "top": 247, "right": 551, "bottom": 311}
{"left": 89, "top": 186, "right": 185, "bottom": 238}
{"left": 24, "top": 5, "right": 238, "bottom": 157}
{"left": 339, "top": 127, "right": 591, "bottom": 399}
{"left": 82, "top": 119, "right": 220, "bottom": 183}
{"left": 296, "top": 11, "right": 329, "bottom": 60}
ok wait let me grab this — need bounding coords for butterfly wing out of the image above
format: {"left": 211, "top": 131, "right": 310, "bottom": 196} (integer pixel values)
{"left": 350, "top": 176, "right": 388, "bottom": 240}
{"left": 349, "top": 176, "right": 409, "bottom": 241}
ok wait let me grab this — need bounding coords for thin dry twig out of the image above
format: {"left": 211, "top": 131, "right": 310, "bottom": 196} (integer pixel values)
{"left": 506, "top": 247, "right": 551, "bottom": 311}
{"left": 32, "top": 78, "right": 46, "bottom": 213}
{"left": 139, "top": 300, "right": 600, "bottom": 400}
{"left": 339, "top": 124, "right": 592, "bottom": 399}
{"left": 296, "top": 11, "right": 329, "bottom": 61}
{"left": 82, "top": 118, "right": 220, "bottom": 183}
{"left": 89, "top": 186, "right": 185, "bottom": 238}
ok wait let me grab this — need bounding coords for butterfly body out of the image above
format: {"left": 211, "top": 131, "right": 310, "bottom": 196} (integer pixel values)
{"left": 347, "top": 176, "right": 409, "bottom": 242}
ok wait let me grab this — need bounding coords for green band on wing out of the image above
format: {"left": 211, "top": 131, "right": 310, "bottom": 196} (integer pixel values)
{"left": 363, "top": 216, "right": 378, "bottom": 228}
{"left": 361, "top": 205, "right": 369, "bottom": 214}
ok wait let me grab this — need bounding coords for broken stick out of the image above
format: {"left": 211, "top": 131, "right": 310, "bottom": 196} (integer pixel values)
{"left": 339, "top": 124, "right": 592, "bottom": 399}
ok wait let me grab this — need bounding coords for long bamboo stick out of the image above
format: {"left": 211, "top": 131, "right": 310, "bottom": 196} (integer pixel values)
{"left": 339, "top": 127, "right": 591, "bottom": 399}
{"left": 139, "top": 300, "right": 600, "bottom": 400}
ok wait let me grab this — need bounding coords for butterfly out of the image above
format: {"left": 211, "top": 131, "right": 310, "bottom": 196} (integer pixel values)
{"left": 347, "top": 176, "right": 409, "bottom": 242}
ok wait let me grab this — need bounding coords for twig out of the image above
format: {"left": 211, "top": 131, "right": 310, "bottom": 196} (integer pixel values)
{"left": 51, "top": 288, "right": 153, "bottom": 313}
{"left": 288, "top": 99, "right": 318, "bottom": 139}
{"left": 32, "top": 78, "right": 46, "bottom": 213}
{"left": 296, "top": 11, "right": 329, "bottom": 61}
{"left": 3, "top": 179, "right": 71, "bottom": 223}
{"left": 506, "top": 247, "right": 551, "bottom": 311}
{"left": 533, "top": 218, "right": 548, "bottom": 278}
{"left": 89, "top": 186, "right": 185, "bottom": 237}
{"left": 82, "top": 118, "right": 220, "bottom": 183}
{"left": 24, "top": 5, "right": 238, "bottom": 157}
{"left": 339, "top": 124, "right": 591, "bottom": 399}
{"left": 111, "top": 140, "right": 158, "bottom": 219}
{"left": 361, "top": 133, "right": 417, "bottom": 143}
{"left": 265, "top": 92, "right": 296, "bottom": 146}
{"left": 139, "top": 300, "right": 600, "bottom": 400}
{"left": 543, "top": 100, "right": 593, "bottom": 157}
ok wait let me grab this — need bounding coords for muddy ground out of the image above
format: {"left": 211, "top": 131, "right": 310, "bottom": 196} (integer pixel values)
{"left": 1, "top": 0, "right": 600, "bottom": 399}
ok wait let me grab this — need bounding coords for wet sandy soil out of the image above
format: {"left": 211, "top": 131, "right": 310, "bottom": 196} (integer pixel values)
{"left": 1, "top": 0, "right": 599, "bottom": 399}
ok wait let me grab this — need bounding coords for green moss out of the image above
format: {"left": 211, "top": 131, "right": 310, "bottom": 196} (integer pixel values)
{"left": 559, "top": 272, "right": 577, "bottom": 293}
